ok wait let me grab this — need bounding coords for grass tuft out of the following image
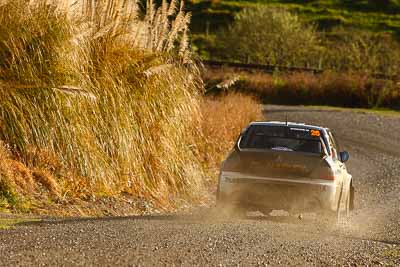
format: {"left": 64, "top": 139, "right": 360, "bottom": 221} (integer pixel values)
{"left": 0, "top": 0, "right": 206, "bottom": 211}
{"left": 32, "top": 169, "right": 60, "bottom": 197}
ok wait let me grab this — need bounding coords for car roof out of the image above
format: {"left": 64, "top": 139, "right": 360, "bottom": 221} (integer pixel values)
{"left": 248, "top": 121, "right": 329, "bottom": 132}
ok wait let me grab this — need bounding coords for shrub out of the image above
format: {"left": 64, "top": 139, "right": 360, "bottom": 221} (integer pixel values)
{"left": 203, "top": 68, "right": 400, "bottom": 109}
{"left": 218, "top": 6, "right": 320, "bottom": 66}
{"left": 321, "top": 31, "right": 400, "bottom": 75}
{"left": 367, "top": 0, "right": 400, "bottom": 11}
{"left": 199, "top": 4, "right": 400, "bottom": 75}
{"left": 251, "top": 71, "right": 400, "bottom": 108}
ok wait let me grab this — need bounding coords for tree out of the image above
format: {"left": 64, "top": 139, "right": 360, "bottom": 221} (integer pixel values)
{"left": 219, "top": 6, "right": 319, "bottom": 66}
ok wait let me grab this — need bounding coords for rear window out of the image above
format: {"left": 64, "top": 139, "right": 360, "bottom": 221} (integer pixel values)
{"left": 239, "top": 125, "right": 324, "bottom": 154}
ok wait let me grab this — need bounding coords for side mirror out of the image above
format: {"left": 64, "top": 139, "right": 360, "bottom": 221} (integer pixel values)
{"left": 339, "top": 151, "right": 350, "bottom": 163}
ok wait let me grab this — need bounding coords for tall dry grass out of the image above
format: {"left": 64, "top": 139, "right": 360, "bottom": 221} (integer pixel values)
{"left": 0, "top": 141, "right": 59, "bottom": 210}
{"left": 197, "top": 93, "right": 262, "bottom": 186}
{"left": 0, "top": 0, "right": 205, "bottom": 211}
{"left": 204, "top": 68, "right": 400, "bottom": 109}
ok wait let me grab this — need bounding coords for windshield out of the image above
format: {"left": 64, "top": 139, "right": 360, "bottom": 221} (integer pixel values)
{"left": 239, "top": 125, "right": 324, "bottom": 154}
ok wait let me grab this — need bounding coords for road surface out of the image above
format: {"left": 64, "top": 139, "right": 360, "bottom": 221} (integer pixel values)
{"left": 0, "top": 105, "right": 399, "bottom": 266}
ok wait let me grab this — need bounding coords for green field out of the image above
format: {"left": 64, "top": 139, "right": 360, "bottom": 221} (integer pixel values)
{"left": 188, "top": 0, "right": 400, "bottom": 34}
{"left": 188, "top": 0, "right": 400, "bottom": 58}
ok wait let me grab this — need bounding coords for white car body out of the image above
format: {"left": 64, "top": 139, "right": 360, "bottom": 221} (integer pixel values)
{"left": 217, "top": 121, "right": 354, "bottom": 216}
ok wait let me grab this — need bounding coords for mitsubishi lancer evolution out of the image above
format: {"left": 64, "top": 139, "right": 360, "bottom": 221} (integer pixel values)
{"left": 217, "top": 121, "right": 355, "bottom": 219}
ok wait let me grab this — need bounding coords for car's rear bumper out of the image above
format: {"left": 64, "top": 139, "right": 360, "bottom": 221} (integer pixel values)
{"left": 218, "top": 171, "right": 340, "bottom": 212}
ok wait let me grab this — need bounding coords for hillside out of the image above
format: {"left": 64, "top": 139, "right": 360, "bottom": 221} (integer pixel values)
{"left": 192, "top": 0, "right": 400, "bottom": 110}
{"left": 188, "top": 0, "right": 400, "bottom": 59}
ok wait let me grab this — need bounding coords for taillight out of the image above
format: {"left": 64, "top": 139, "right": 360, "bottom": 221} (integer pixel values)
{"left": 320, "top": 169, "right": 336, "bottom": 180}
{"left": 321, "top": 174, "right": 336, "bottom": 180}
{"left": 309, "top": 160, "right": 336, "bottom": 180}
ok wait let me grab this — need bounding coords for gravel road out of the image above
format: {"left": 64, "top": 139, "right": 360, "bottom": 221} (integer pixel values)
{"left": 1, "top": 105, "right": 399, "bottom": 266}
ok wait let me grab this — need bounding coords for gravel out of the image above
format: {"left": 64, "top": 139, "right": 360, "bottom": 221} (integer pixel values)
{"left": 0, "top": 105, "right": 399, "bottom": 266}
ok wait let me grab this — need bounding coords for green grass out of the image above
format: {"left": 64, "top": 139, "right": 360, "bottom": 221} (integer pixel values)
{"left": 188, "top": 0, "right": 400, "bottom": 61}
{"left": 302, "top": 105, "right": 400, "bottom": 117}
{"left": 188, "top": 0, "right": 400, "bottom": 35}
{"left": 382, "top": 246, "right": 400, "bottom": 259}
{"left": 0, "top": 178, "right": 18, "bottom": 209}
{"left": 0, "top": 218, "right": 40, "bottom": 230}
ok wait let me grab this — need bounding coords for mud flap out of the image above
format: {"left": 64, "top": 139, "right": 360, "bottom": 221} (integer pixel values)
{"left": 350, "top": 186, "right": 355, "bottom": 211}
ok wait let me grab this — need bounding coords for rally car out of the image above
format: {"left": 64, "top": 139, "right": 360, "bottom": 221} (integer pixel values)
{"left": 217, "top": 121, "right": 354, "bottom": 219}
